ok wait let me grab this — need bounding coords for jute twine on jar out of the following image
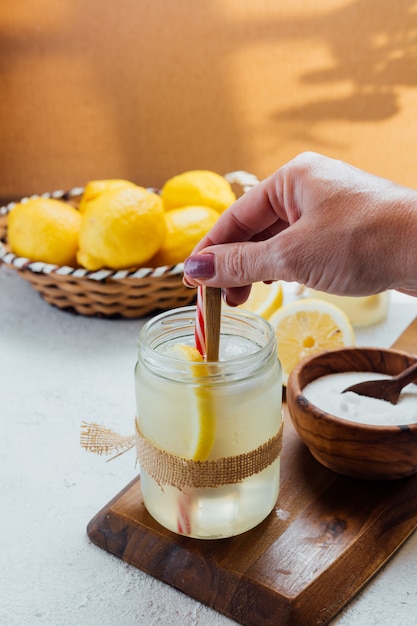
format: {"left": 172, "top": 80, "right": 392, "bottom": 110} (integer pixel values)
{"left": 136, "top": 421, "right": 283, "bottom": 489}
{"left": 81, "top": 418, "right": 283, "bottom": 489}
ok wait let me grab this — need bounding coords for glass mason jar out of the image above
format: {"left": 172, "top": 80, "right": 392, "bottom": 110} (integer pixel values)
{"left": 134, "top": 306, "right": 283, "bottom": 539}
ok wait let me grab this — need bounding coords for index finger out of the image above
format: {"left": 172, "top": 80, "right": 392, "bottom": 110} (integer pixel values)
{"left": 191, "top": 173, "right": 288, "bottom": 255}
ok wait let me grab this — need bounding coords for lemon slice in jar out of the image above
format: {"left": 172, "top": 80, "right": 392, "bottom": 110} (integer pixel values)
{"left": 167, "top": 344, "right": 216, "bottom": 462}
{"left": 269, "top": 298, "right": 355, "bottom": 385}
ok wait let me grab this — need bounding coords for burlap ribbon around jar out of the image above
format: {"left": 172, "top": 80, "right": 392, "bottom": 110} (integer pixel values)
{"left": 81, "top": 418, "right": 283, "bottom": 489}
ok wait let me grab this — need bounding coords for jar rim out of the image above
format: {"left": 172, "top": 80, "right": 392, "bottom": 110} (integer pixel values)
{"left": 137, "top": 305, "right": 279, "bottom": 382}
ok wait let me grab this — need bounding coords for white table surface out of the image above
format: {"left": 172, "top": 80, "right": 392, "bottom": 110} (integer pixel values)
{"left": 1, "top": 267, "right": 417, "bottom": 626}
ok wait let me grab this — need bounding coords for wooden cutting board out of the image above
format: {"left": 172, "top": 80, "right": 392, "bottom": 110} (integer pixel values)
{"left": 87, "top": 317, "right": 417, "bottom": 626}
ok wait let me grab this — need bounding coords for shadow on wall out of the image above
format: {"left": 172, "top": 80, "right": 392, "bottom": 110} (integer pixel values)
{"left": 272, "top": 0, "right": 417, "bottom": 147}
{"left": 0, "top": 0, "right": 416, "bottom": 198}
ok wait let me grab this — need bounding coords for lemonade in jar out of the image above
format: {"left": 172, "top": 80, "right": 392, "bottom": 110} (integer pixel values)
{"left": 134, "top": 307, "right": 282, "bottom": 539}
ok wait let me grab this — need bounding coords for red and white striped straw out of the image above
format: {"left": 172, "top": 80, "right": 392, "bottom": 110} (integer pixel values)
{"left": 195, "top": 285, "right": 206, "bottom": 358}
{"left": 176, "top": 286, "right": 207, "bottom": 535}
{"left": 177, "top": 491, "right": 192, "bottom": 535}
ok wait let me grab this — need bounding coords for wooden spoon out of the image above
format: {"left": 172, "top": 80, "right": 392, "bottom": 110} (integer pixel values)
{"left": 204, "top": 287, "right": 222, "bottom": 361}
{"left": 342, "top": 361, "right": 417, "bottom": 404}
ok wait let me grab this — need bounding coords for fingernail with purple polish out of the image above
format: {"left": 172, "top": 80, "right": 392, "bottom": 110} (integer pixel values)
{"left": 184, "top": 253, "right": 215, "bottom": 279}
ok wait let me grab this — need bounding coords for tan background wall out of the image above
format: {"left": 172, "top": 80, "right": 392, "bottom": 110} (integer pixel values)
{"left": 1, "top": 0, "right": 416, "bottom": 201}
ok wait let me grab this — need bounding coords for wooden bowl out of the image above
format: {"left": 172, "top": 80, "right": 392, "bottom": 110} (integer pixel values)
{"left": 286, "top": 347, "right": 417, "bottom": 480}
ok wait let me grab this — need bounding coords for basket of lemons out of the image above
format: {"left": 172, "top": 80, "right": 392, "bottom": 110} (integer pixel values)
{"left": 0, "top": 171, "right": 258, "bottom": 318}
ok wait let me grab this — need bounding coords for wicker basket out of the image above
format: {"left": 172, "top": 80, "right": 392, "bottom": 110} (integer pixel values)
{"left": 0, "top": 172, "right": 258, "bottom": 318}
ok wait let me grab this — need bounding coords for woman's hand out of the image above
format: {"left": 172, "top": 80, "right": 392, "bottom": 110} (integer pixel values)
{"left": 183, "top": 152, "right": 417, "bottom": 305}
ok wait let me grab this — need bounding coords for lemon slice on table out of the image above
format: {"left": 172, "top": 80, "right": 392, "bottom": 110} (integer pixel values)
{"left": 236, "top": 281, "right": 283, "bottom": 320}
{"left": 167, "top": 344, "right": 216, "bottom": 462}
{"left": 269, "top": 298, "right": 355, "bottom": 385}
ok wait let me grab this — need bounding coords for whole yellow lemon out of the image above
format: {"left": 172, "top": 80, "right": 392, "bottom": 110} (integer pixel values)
{"left": 77, "top": 186, "right": 166, "bottom": 270}
{"left": 78, "top": 179, "right": 142, "bottom": 213}
{"left": 161, "top": 170, "right": 236, "bottom": 213}
{"left": 8, "top": 197, "right": 81, "bottom": 266}
{"left": 150, "top": 205, "right": 219, "bottom": 267}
